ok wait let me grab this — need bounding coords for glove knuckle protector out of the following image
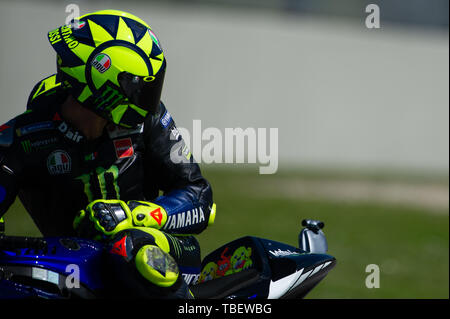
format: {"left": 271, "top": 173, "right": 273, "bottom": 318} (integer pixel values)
{"left": 74, "top": 199, "right": 134, "bottom": 238}
{"left": 74, "top": 200, "right": 169, "bottom": 239}
{"left": 127, "top": 200, "right": 168, "bottom": 229}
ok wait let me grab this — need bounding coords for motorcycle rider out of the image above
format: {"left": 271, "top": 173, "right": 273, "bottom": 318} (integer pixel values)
{"left": 0, "top": 10, "right": 215, "bottom": 298}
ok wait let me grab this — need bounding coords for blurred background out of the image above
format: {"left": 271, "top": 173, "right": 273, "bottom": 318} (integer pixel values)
{"left": 0, "top": 0, "right": 448, "bottom": 298}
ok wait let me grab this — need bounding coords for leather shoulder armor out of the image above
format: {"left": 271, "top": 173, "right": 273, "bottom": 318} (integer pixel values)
{"left": 0, "top": 119, "right": 16, "bottom": 148}
{"left": 27, "top": 74, "right": 67, "bottom": 111}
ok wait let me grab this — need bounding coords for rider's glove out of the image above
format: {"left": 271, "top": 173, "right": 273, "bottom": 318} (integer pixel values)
{"left": 127, "top": 200, "right": 168, "bottom": 229}
{"left": 73, "top": 199, "right": 135, "bottom": 239}
{"left": 73, "top": 199, "right": 168, "bottom": 239}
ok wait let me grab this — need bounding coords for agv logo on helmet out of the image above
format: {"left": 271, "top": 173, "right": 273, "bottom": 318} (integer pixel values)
{"left": 91, "top": 53, "right": 111, "bottom": 73}
{"left": 73, "top": 20, "right": 86, "bottom": 30}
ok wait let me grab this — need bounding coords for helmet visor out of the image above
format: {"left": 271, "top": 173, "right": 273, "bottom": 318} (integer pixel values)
{"left": 117, "top": 69, "right": 165, "bottom": 116}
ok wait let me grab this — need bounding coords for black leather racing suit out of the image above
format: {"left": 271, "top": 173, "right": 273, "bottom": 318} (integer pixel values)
{"left": 0, "top": 74, "right": 213, "bottom": 295}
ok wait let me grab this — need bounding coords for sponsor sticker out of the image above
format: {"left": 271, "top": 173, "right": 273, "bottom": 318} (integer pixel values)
{"left": 32, "top": 267, "right": 59, "bottom": 285}
{"left": 148, "top": 29, "right": 161, "bottom": 50}
{"left": 21, "top": 137, "right": 58, "bottom": 153}
{"left": 73, "top": 20, "right": 86, "bottom": 30}
{"left": 48, "top": 25, "right": 79, "bottom": 49}
{"left": 91, "top": 53, "right": 111, "bottom": 73}
{"left": 47, "top": 150, "right": 71, "bottom": 175}
{"left": 114, "top": 138, "right": 134, "bottom": 159}
{"left": 150, "top": 207, "right": 163, "bottom": 226}
{"left": 16, "top": 121, "right": 54, "bottom": 136}
{"left": 58, "top": 122, "right": 83, "bottom": 143}
{"left": 170, "top": 126, "right": 180, "bottom": 140}
{"left": 160, "top": 110, "right": 172, "bottom": 128}
{"left": 269, "top": 249, "right": 301, "bottom": 257}
{"left": 163, "top": 207, "right": 205, "bottom": 231}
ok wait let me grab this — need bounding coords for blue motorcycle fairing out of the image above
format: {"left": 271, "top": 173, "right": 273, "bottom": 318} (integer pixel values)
{"left": 0, "top": 237, "right": 104, "bottom": 291}
{"left": 0, "top": 234, "right": 336, "bottom": 299}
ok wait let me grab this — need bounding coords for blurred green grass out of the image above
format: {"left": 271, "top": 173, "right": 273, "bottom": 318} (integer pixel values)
{"left": 2, "top": 167, "right": 448, "bottom": 298}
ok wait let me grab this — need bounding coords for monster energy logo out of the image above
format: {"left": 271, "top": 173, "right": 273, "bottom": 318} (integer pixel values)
{"left": 165, "top": 233, "right": 183, "bottom": 259}
{"left": 76, "top": 165, "right": 120, "bottom": 202}
{"left": 22, "top": 140, "right": 32, "bottom": 153}
{"left": 94, "top": 85, "right": 125, "bottom": 112}
{"left": 21, "top": 137, "right": 58, "bottom": 153}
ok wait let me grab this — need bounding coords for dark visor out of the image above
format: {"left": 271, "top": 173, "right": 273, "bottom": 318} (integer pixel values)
{"left": 117, "top": 68, "right": 165, "bottom": 115}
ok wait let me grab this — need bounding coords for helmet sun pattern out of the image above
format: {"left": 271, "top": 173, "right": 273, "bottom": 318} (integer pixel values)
{"left": 48, "top": 10, "right": 166, "bottom": 128}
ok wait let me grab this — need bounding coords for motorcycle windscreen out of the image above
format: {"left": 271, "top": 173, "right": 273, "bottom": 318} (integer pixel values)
{"left": 117, "top": 70, "right": 165, "bottom": 116}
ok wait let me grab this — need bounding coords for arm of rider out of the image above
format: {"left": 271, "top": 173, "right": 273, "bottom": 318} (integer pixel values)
{"left": 75, "top": 102, "right": 216, "bottom": 239}
{"left": 142, "top": 102, "right": 215, "bottom": 235}
{"left": 0, "top": 122, "right": 23, "bottom": 221}
{"left": 73, "top": 199, "right": 169, "bottom": 239}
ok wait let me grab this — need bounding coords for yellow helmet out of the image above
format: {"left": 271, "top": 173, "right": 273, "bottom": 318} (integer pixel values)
{"left": 48, "top": 10, "right": 166, "bottom": 128}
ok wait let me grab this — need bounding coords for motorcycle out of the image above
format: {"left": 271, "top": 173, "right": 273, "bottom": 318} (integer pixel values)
{"left": 0, "top": 219, "right": 336, "bottom": 299}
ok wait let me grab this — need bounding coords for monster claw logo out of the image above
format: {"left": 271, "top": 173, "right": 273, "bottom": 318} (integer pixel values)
{"left": 93, "top": 83, "right": 125, "bottom": 112}
{"left": 76, "top": 165, "right": 120, "bottom": 203}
